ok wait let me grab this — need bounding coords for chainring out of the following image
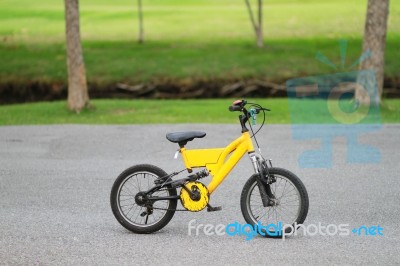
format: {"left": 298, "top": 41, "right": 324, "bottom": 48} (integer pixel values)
{"left": 180, "top": 181, "right": 209, "bottom": 212}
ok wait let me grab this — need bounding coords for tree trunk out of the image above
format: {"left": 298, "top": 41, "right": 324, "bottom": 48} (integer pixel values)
{"left": 256, "top": 0, "right": 263, "bottom": 48}
{"left": 356, "top": 0, "right": 390, "bottom": 106}
{"left": 138, "top": 0, "right": 144, "bottom": 43}
{"left": 65, "top": 0, "right": 89, "bottom": 112}
{"left": 244, "top": 0, "right": 264, "bottom": 48}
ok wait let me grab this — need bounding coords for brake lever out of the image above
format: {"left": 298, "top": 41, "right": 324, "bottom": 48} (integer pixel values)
{"left": 255, "top": 107, "right": 271, "bottom": 112}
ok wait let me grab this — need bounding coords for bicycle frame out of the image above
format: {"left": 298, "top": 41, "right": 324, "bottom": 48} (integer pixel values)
{"left": 179, "top": 131, "right": 257, "bottom": 194}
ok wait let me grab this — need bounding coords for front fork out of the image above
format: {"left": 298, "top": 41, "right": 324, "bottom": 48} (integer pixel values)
{"left": 249, "top": 152, "right": 275, "bottom": 207}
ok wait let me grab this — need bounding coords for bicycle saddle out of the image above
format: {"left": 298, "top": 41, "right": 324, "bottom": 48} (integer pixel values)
{"left": 166, "top": 131, "right": 206, "bottom": 146}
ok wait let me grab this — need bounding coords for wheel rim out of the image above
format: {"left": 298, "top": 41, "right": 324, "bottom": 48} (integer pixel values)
{"left": 116, "top": 171, "right": 170, "bottom": 227}
{"left": 246, "top": 174, "right": 301, "bottom": 230}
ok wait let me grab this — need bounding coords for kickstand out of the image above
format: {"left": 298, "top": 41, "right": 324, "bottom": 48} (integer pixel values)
{"left": 207, "top": 203, "right": 222, "bottom": 212}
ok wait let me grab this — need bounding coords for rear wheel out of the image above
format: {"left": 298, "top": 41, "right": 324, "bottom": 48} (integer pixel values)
{"left": 110, "top": 164, "right": 177, "bottom": 234}
{"left": 240, "top": 167, "right": 309, "bottom": 238}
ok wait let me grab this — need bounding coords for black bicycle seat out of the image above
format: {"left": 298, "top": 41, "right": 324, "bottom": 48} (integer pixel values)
{"left": 166, "top": 131, "right": 206, "bottom": 146}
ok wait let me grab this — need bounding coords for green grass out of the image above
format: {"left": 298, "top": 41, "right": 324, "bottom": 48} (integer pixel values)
{"left": 1, "top": 0, "right": 399, "bottom": 84}
{"left": 0, "top": 99, "right": 398, "bottom": 125}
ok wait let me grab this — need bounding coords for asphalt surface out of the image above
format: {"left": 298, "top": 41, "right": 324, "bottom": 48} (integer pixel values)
{"left": 1, "top": 124, "right": 399, "bottom": 265}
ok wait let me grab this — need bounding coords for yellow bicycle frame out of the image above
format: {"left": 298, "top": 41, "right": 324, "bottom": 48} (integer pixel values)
{"left": 179, "top": 131, "right": 256, "bottom": 194}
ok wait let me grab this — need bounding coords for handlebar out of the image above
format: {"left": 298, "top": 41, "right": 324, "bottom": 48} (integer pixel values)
{"left": 228, "top": 99, "right": 271, "bottom": 113}
{"left": 228, "top": 105, "right": 242, "bottom": 112}
{"left": 228, "top": 99, "right": 271, "bottom": 135}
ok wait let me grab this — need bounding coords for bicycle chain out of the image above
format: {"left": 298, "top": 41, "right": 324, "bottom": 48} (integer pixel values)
{"left": 150, "top": 206, "right": 189, "bottom": 212}
{"left": 147, "top": 188, "right": 189, "bottom": 212}
{"left": 148, "top": 178, "right": 210, "bottom": 212}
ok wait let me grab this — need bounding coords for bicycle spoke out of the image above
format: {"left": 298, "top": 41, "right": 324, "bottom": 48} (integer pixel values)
{"left": 117, "top": 171, "right": 172, "bottom": 228}
{"left": 279, "top": 187, "right": 296, "bottom": 199}
{"left": 248, "top": 174, "right": 302, "bottom": 228}
{"left": 132, "top": 207, "right": 143, "bottom": 223}
{"left": 275, "top": 205, "right": 296, "bottom": 221}
{"left": 125, "top": 204, "right": 138, "bottom": 218}
{"left": 120, "top": 202, "right": 137, "bottom": 208}
{"left": 279, "top": 180, "right": 288, "bottom": 199}
{"left": 279, "top": 198, "right": 300, "bottom": 204}
{"left": 257, "top": 207, "right": 273, "bottom": 223}
{"left": 121, "top": 187, "right": 135, "bottom": 197}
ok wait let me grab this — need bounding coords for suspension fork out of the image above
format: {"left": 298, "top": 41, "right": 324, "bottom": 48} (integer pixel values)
{"left": 249, "top": 152, "right": 274, "bottom": 207}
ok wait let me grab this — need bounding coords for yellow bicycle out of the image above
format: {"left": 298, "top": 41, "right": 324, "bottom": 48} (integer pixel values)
{"left": 110, "top": 100, "right": 309, "bottom": 236}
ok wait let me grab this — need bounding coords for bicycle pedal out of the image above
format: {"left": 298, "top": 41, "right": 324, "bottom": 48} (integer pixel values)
{"left": 207, "top": 205, "right": 222, "bottom": 212}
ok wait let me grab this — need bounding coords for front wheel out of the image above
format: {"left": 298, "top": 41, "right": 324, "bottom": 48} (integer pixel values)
{"left": 110, "top": 164, "right": 177, "bottom": 234}
{"left": 240, "top": 167, "right": 309, "bottom": 238}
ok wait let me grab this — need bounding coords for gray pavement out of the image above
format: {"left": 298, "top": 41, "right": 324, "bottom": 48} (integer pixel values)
{"left": 1, "top": 124, "right": 399, "bottom": 265}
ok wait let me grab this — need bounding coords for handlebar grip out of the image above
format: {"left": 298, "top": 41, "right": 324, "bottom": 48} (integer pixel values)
{"left": 229, "top": 105, "right": 242, "bottom": 112}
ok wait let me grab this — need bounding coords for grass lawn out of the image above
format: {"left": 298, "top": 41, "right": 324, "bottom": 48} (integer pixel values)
{"left": 1, "top": 0, "right": 399, "bottom": 84}
{"left": 0, "top": 99, "right": 398, "bottom": 125}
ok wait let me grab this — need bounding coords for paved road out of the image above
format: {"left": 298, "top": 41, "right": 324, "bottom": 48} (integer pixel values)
{"left": 1, "top": 124, "right": 399, "bottom": 265}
